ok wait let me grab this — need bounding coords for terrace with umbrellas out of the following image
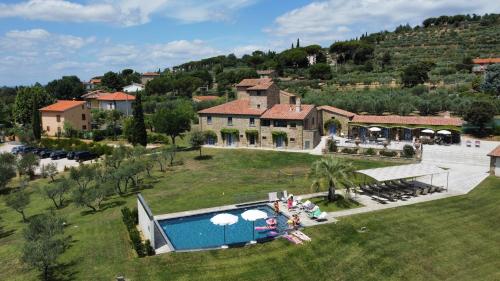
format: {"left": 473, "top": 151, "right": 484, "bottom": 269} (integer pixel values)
{"left": 340, "top": 115, "right": 463, "bottom": 149}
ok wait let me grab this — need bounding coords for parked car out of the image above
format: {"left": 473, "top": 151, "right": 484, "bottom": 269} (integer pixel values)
{"left": 74, "top": 151, "right": 97, "bottom": 162}
{"left": 18, "top": 146, "right": 36, "bottom": 155}
{"left": 11, "top": 145, "right": 25, "bottom": 154}
{"left": 66, "top": 151, "right": 77, "bottom": 160}
{"left": 50, "top": 150, "right": 67, "bottom": 160}
{"left": 39, "top": 149, "right": 53, "bottom": 159}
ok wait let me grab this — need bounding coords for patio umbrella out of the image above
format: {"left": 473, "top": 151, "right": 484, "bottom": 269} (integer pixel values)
{"left": 369, "top": 127, "right": 381, "bottom": 132}
{"left": 421, "top": 129, "right": 435, "bottom": 134}
{"left": 437, "top": 130, "right": 451, "bottom": 135}
{"left": 241, "top": 209, "right": 268, "bottom": 243}
{"left": 210, "top": 213, "right": 239, "bottom": 248}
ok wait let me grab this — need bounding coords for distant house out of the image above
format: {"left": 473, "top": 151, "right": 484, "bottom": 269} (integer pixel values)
{"left": 192, "top": 95, "right": 219, "bottom": 103}
{"left": 123, "top": 83, "right": 144, "bottom": 93}
{"left": 84, "top": 77, "right": 102, "bottom": 90}
{"left": 488, "top": 145, "right": 500, "bottom": 176}
{"left": 141, "top": 72, "right": 160, "bottom": 85}
{"left": 256, "top": 69, "right": 277, "bottom": 79}
{"left": 97, "top": 92, "right": 135, "bottom": 116}
{"left": 39, "top": 100, "right": 91, "bottom": 136}
{"left": 472, "top": 58, "right": 500, "bottom": 73}
{"left": 81, "top": 90, "right": 109, "bottom": 109}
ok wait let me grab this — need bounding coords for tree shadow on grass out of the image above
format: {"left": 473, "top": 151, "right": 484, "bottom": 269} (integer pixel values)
{"left": 79, "top": 200, "right": 126, "bottom": 216}
{"left": 0, "top": 227, "right": 15, "bottom": 239}
{"left": 194, "top": 155, "right": 213, "bottom": 161}
{"left": 49, "top": 260, "right": 79, "bottom": 281}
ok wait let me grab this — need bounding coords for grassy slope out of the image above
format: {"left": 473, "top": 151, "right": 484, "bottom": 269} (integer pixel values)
{"left": 0, "top": 148, "right": 498, "bottom": 280}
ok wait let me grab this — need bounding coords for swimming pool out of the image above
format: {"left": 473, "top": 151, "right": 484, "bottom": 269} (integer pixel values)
{"left": 158, "top": 204, "right": 289, "bottom": 251}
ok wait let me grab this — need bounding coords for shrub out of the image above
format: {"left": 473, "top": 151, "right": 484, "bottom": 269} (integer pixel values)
{"left": 380, "top": 150, "right": 398, "bottom": 157}
{"left": 121, "top": 207, "right": 146, "bottom": 257}
{"left": 147, "top": 132, "right": 168, "bottom": 144}
{"left": 327, "top": 139, "right": 338, "bottom": 152}
{"left": 402, "top": 144, "right": 416, "bottom": 158}
{"left": 364, "top": 148, "right": 376, "bottom": 155}
{"left": 341, "top": 147, "right": 358, "bottom": 154}
{"left": 144, "top": 240, "right": 155, "bottom": 256}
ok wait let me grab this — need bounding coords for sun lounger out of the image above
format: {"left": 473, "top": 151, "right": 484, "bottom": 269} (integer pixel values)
{"left": 292, "top": 230, "right": 311, "bottom": 242}
{"left": 283, "top": 234, "right": 303, "bottom": 244}
{"left": 316, "top": 212, "right": 328, "bottom": 221}
{"left": 308, "top": 207, "right": 322, "bottom": 219}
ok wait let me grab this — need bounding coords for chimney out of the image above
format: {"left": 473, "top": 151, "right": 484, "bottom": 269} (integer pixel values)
{"left": 295, "top": 98, "right": 301, "bottom": 112}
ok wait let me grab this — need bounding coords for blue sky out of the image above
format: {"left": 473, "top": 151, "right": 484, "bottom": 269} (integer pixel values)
{"left": 0, "top": 0, "right": 497, "bottom": 86}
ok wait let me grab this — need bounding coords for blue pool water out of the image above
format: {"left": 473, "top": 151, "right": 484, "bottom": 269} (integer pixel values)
{"left": 159, "top": 205, "right": 289, "bottom": 250}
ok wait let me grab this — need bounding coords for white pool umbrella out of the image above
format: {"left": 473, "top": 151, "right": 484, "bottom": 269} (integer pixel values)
{"left": 369, "top": 127, "right": 381, "bottom": 132}
{"left": 421, "top": 129, "right": 435, "bottom": 134}
{"left": 210, "top": 213, "right": 238, "bottom": 248}
{"left": 241, "top": 210, "right": 268, "bottom": 243}
{"left": 437, "top": 130, "right": 451, "bottom": 135}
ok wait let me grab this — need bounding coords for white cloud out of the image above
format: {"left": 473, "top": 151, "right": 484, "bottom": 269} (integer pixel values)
{"left": 0, "top": 0, "right": 259, "bottom": 26}
{"left": 6, "top": 28, "right": 50, "bottom": 40}
{"left": 268, "top": 0, "right": 499, "bottom": 43}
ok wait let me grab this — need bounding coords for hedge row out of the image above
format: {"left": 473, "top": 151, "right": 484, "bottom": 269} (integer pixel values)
{"left": 121, "top": 207, "right": 155, "bottom": 257}
{"left": 40, "top": 138, "right": 113, "bottom": 156}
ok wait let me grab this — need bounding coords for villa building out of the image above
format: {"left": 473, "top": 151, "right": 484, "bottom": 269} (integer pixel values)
{"left": 488, "top": 145, "right": 500, "bottom": 176}
{"left": 40, "top": 100, "right": 91, "bottom": 137}
{"left": 97, "top": 92, "right": 135, "bottom": 116}
{"left": 317, "top": 106, "right": 463, "bottom": 143}
{"left": 198, "top": 78, "right": 320, "bottom": 150}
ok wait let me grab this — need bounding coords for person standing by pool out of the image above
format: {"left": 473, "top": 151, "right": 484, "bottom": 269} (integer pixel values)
{"left": 287, "top": 195, "right": 294, "bottom": 210}
{"left": 274, "top": 200, "right": 280, "bottom": 214}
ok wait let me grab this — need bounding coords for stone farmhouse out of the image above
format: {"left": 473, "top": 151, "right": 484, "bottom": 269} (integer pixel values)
{"left": 198, "top": 78, "right": 321, "bottom": 150}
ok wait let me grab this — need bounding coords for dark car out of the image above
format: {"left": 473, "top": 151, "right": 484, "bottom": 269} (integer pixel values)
{"left": 36, "top": 148, "right": 50, "bottom": 156}
{"left": 39, "top": 149, "right": 53, "bottom": 159}
{"left": 74, "top": 151, "right": 97, "bottom": 162}
{"left": 50, "top": 150, "right": 67, "bottom": 160}
{"left": 19, "top": 146, "right": 36, "bottom": 155}
{"left": 66, "top": 151, "right": 78, "bottom": 160}
{"left": 11, "top": 145, "right": 25, "bottom": 154}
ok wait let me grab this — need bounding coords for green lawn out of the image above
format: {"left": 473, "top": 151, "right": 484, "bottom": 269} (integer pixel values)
{"left": 309, "top": 195, "right": 363, "bottom": 212}
{"left": 0, "top": 148, "right": 499, "bottom": 281}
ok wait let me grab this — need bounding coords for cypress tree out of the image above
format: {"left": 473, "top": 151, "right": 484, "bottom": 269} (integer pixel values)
{"left": 296, "top": 38, "right": 300, "bottom": 48}
{"left": 32, "top": 94, "right": 41, "bottom": 141}
{"left": 131, "top": 92, "right": 147, "bottom": 146}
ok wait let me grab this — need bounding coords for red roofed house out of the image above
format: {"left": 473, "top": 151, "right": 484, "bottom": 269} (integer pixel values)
{"left": 488, "top": 145, "right": 500, "bottom": 176}
{"left": 39, "top": 100, "right": 91, "bottom": 137}
{"left": 472, "top": 58, "right": 500, "bottom": 73}
{"left": 97, "top": 92, "right": 136, "bottom": 116}
{"left": 198, "top": 78, "right": 320, "bottom": 149}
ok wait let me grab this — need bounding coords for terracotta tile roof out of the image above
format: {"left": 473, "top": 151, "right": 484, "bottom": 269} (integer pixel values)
{"left": 198, "top": 99, "right": 266, "bottom": 116}
{"left": 317, "top": 105, "right": 356, "bottom": 118}
{"left": 473, "top": 58, "right": 500, "bottom": 64}
{"left": 261, "top": 104, "right": 315, "bottom": 120}
{"left": 97, "top": 92, "right": 136, "bottom": 101}
{"left": 236, "top": 78, "right": 273, "bottom": 87}
{"left": 351, "top": 115, "right": 463, "bottom": 127}
{"left": 193, "top": 95, "right": 219, "bottom": 102}
{"left": 81, "top": 90, "right": 108, "bottom": 99}
{"left": 279, "top": 90, "right": 296, "bottom": 97}
{"left": 488, "top": 145, "right": 500, "bottom": 157}
{"left": 142, "top": 72, "right": 160, "bottom": 76}
{"left": 89, "top": 78, "right": 101, "bottom": 84}
{"left": 247, "top": 81, "right": 274, "bottom": 90}
{"left": 40, "top": 100, "right": 86, "bottom": 112}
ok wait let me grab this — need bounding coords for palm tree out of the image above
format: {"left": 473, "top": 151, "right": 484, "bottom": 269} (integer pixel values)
{"left": 308, "top": 157, "right": 356, "bottom": 201}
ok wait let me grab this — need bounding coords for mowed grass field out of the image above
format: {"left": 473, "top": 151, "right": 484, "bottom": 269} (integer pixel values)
{"left": 0, "top": 148, "right": 499, "bottom": 281}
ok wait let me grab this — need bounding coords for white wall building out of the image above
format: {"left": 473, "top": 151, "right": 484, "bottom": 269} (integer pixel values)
{"left": 123, "top": 83, "right": 145, "bottom": 93}
{"left": 97, "top": 92, "right": 136, "bottom": 116}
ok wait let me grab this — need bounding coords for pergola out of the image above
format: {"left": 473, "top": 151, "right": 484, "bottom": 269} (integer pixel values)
{"left": 357, "top": 163, "right": 449, "bottom": 190}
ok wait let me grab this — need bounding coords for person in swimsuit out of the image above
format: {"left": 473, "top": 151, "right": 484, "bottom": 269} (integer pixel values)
{"left": 274, "top": 200, "right": 280, "bottom": 214}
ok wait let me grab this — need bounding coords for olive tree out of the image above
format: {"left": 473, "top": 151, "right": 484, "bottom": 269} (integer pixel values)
{"left": 6, "top": 185, "right": 30, "bottom": 222}
{"left": 0, "top": 152, "right": 16, "bottom": 191}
